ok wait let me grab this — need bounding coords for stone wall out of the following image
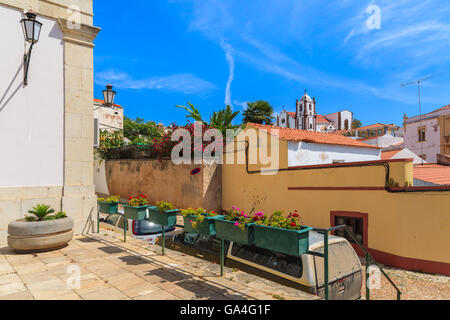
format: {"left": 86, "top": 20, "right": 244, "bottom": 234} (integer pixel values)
{"left": 105, "top": 160, "right": 222, "bottom": 212}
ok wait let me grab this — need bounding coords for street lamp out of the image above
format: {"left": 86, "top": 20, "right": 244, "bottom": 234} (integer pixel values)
{"left": 20, "top": 11, "right": 43, "bottom": 86}
{"left": 102, "top": 84, "right": 116, "bottom": 107}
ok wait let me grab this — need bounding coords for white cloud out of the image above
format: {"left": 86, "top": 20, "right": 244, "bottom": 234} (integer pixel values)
{"left": 221, "top": 41, "right": 235, "bottom": 107}
{"left": 95, "top": 70, "right": 217, "bottom": 95}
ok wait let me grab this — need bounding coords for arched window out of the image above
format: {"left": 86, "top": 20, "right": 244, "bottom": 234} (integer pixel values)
{"left": 344, "top": 119, "right": 349, "bottom": 130}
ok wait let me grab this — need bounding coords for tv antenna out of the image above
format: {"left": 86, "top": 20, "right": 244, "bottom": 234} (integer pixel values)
{"left": 400, "top": 73, "right": 443, "bottom": 165}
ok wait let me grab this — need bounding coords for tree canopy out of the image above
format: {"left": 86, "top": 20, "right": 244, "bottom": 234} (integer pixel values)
{"left": 242, "top": 101, "right": 275, "bottom": 125}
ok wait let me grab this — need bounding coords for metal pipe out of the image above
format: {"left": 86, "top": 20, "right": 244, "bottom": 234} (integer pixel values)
{"left": 324, "top": 231, "right": 329, "bottom": 300}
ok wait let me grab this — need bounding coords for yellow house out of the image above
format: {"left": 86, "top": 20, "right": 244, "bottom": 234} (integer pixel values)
{"left": 222, "top": 123, "right": 450, "bottom": 275}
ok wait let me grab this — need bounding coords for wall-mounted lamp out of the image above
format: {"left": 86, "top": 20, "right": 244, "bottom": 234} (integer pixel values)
{"left": 102, "top": 84, "right": 116, "bottom": 107}
{"left": 21, "top": 11, "right": 42, "bottom": 86}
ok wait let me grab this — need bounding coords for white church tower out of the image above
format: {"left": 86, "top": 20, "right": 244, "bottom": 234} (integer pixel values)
{"left": 295, "top": 90, "right": 317, "bottom": 131}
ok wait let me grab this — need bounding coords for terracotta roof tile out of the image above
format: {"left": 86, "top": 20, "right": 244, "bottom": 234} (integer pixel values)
{"left": 285, "top": 112, "right": 331, "bottom": 124}
{"left": 248, "top": 123, "right": 381, "bottom": 149}
{"left": 414, "top": 164, "right": 450, "bottom": 185}
{"left": 351, "top": 123, "right": 397, "bottom": 131}
{"left": 381, "top": 149, "right": 402, "bottom": 160}
{"left": 94, "top": 98, "right": 123, "bottom": 109}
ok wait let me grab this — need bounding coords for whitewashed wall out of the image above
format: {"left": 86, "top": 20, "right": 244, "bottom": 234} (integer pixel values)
{"left": 404, "top": 118, "right": 440, "bottom": 163}
{"left": 288, "top": 141, "right": 381, "bottom": 166}
{"left": 0, "top": 5, "right": 64, "bottom": 187}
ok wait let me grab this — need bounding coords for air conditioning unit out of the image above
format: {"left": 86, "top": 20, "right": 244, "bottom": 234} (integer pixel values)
{"left": 94, "top": 118, "right": 99, "bottom": 148}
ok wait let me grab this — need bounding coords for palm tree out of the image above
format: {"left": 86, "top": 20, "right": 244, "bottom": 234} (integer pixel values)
{"left": 242, "top": 101, "right": 275, "bottom": 125}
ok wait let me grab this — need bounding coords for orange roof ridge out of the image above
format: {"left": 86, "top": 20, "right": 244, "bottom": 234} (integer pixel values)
{"left": 248, "top": 123, "right": 381, "bottom": 149}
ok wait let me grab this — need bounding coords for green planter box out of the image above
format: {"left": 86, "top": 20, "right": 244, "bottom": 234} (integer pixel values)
{"left": 214, "top": 216, "right": 254, "bottom": 245}
{"left": 183, "top": 215, "right": 224, "bottom": 236}
{"left": 98, "top": 202, "right": 118, "bottom": 214}
{"left": 252, "top": 224, "right": 312, "bottom": 256}
{"left": 148, "top": 207, "right": 179, "bottom": 227}
{"left": 123, "top": 205, "right": 148, "bottom": 221}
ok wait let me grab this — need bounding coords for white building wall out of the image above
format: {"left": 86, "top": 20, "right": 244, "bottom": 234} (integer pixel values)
{"left": 404, "top": 118, "right": 440, "bottom": 163}
{"left": 391, "top": 148, "right": 426, "bottom": 165}
{"left": 0, "top": 6, "right": 64, "bottom": 187}
{"left": 288, "top": 141, "right": 381, "bottom": 167}
{"left": 93, "top": 104, "right": 124, "bottom": 132}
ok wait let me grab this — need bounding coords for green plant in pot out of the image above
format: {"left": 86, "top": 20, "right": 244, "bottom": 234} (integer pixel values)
{"left": 214, "top": 206, "right": 256, "bottom": 245}
{"left": 252, "top": 210, "right": 312, "bottom": 256}
{"left": 8, "top": 204, "right": 73, "bottom": 252}
{"left": 97, "top": 195, "right": 120, "bottom": 214}
{"left": 123, "top": 194, "right": 148, "bottom": 221}
{"left": 181, "top": 208, "right": 222, "bottom": 236}
{"left": 148, "top": 201, "right": 179, "bottom": 227}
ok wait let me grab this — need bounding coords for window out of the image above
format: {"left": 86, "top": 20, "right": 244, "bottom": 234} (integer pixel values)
{"left": 334, "top": 216, "right": 364, "bottom": 244}
{"left": 309, "top": 123, "right": 312, "bottom": 129}
{"left": 231, "top": 243, "right": 303, "bottom": 278}
{"left": 418, "top": 127, "right": 426, "bottom": 142}
{"left": 344, "top": 119, "right": 349, "bottom": 130}
{"left": 360, "top": 132, "right": 366, "bottom": 138}
{"left": 332, "top": 160, "right": 345, "bottom": 164}
{"left": 371, "top": 130, "right": 376, "bottom": 136}
{"left": 378, "top": 129, "right": 382, "bottom": 135}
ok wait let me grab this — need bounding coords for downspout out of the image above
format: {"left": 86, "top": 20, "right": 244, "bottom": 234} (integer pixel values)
{"left": 241, "top": 140, "right": 450, "bottom": 193}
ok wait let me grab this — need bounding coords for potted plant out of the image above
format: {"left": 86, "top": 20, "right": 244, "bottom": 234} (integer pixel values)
{"left": 97, "top": 195, "right": 120, "bottom": 214}
{"left": 181, "top": 208, "right": 223, "bottom": 236}
{"left": 123, "top": 194, "right": 148, "bottom": 221}
{"left": 214, "top": 206, "right": 255, "bottom": 245}
{"left": 7, "top": 204, "right": 74, "bottom": 252}
{"left": 148, "top": 201, "right": 179, "bottom": 227}
{"left": 252, "top": 210, "right": 312, "bottom": 256}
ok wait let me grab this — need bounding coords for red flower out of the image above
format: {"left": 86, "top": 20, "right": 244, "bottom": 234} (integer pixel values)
{"left": 291, "top": 222, "right": 297, "bottom": 227}
{"left": 293, "top": 213, "right": 299, "bottom": 218}
{"left": 128, "top": 196, "right": 133, "bottom": 200}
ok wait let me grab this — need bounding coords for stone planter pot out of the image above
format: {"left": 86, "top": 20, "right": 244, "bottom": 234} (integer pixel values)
{"left": 7, "top": 217, "right": 74, "bottom": 253}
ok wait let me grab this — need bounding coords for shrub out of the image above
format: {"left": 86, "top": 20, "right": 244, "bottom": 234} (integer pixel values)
{"left": 156, "top": 201, "right": 176, "bottom": 213}
{"left": 26, "top": 204, "right": 67, "bottom": 222}
{"left": 128, "top": 194, "right": 148, "bottom": 207}
{"left": 98, "top": 195, "right": 120, "bottom": 203}
{"left": 181, "top": 208, "right": 218, "bottom": 229}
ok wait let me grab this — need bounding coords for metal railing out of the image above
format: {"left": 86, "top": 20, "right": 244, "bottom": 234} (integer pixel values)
{"left": 309, "top": 225, "right": 402, "bottom": 300}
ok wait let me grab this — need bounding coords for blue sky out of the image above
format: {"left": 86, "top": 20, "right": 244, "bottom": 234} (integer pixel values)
{"left": 93, "top": 0, "right": 450, "bottom": 127}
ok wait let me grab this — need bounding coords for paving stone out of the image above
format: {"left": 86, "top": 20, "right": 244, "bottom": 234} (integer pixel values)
{"left": 0, "top": 281, "right": 27, "bottom": 297}
{"left": 0, "top": 261, "right": 15, "bottom": 275}
{"left": 133, "top": 290, "right": 179, "bottom": 300}
{"left": 81, "top": 287, "right": 127, "bottom": 300}
{"left": 13, "top": 261, "right": 48, "bottom": 275}
{"left": 27, "top": 278, "right": 73, "bottom": 300}
{"left": 0, "top": 273, "right": 21, "bottom": 286}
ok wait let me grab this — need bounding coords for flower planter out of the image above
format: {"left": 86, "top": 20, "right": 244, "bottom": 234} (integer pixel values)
{"left": 148, "top": 206, "right": 179, "bottom": 227}
{"left": 214, "top": 216, "right": 254, "bottom": 245}
{"left": 98, "top": 201, "right": 119, "bottom": 214}
{"left": 252, "top": 224, "right": 312, "bottom": 256}
{"left": 123, "top": 205, "right": 148, "bottom": 221}
{"left": 183, "top": 215, "right": 224, "bottom": 236}
{"left": 7, "top": 217, "right": 74, "bottom": 253}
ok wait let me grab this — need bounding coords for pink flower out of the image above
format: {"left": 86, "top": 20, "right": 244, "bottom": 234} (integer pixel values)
{"left": 256, "top": 212, "right": 264, "bottom": 217}
{"left": 243, "top": 214, "right": 249, "bottom": 218}
{"left": 234, "top": 222, "right": 239, "bottom": 227}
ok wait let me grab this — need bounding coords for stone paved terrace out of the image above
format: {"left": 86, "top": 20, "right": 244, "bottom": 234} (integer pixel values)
{"left": 0, "top": 230, "right": 318, "bottom": 300}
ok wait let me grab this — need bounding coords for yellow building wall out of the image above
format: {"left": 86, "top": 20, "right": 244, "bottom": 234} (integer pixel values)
{"left": 222, "top": 127, "right": 450, "bottom": 272}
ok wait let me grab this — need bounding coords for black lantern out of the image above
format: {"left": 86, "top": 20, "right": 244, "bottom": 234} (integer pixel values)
{"left": 20, "top": 11, "right": 43, "bottom": 86}
{"left": 102, "top": 84, "right": 116, "bottom": 107}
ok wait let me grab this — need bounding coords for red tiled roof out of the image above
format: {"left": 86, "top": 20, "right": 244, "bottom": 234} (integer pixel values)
{"left": 351, "top": 123, "right": 397, "bottom": 131}
{"left": 414, "top": 164, "right": 450, "bottom": 185}
{"left": 316, "top": 115, "right": 331, "bottom": 123}
{"left": 381, "top": 149, "right": 402, "bottom": 160}
{"left": 94, "top": 98, "right": 123, "bottom": 109}
{"left": 248, "top": 123, "right": 381, "bottom": 149}
{"left": 285, "top": 112, "right": 331, "bottom": 124}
